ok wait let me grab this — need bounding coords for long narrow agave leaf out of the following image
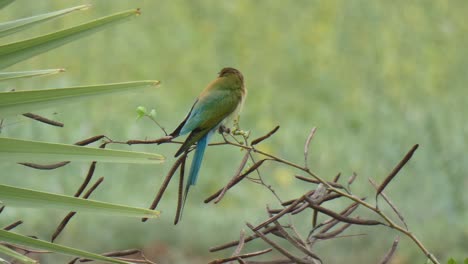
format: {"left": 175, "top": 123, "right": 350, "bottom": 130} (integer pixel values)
{"left": 0, "top": 184, "right": 160, "bottom": 218}
{"left": 0, "top": 137, "right": 164, "bottom": 164}
{"left": 0, "top": 229, "right": 132, "bottom": 264}
{"left": 0, "top": 68, "right": 64, "bottom": 82}
{"left": 0, "top": 244, "right": 37, "bottom": 264}
{"left": 0, "top": 0, "right": 14, "bottom": 10}
{"left": 0, "top": 5, "right": 90, "bottom": 38}
{"left": 0, "top": 80, "right": 159, "bottom": 117}
{"left": 0, "top": 8, "right": 140, "bottom": 69}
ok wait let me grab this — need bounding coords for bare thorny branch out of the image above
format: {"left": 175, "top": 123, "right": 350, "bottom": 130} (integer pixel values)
{"left": 7, "top": 113, "right": 440, "bottom": 264}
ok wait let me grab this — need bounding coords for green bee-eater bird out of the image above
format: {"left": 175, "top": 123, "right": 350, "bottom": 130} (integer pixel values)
{"left": 170, "top": 67, "right": 246, "bottom": 216}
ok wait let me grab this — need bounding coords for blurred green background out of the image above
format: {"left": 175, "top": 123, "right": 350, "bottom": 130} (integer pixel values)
{"left": 1, "top": 1, "right": 467, "bottom": 263}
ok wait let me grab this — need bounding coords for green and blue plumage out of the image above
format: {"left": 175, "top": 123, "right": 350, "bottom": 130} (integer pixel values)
{"left": 170, "top": 67, "right": 246, "bottom": 217}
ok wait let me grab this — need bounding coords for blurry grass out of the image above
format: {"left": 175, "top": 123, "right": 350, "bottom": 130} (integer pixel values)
{"left": 1, "top": 0, "right": 467, "bottom": 263}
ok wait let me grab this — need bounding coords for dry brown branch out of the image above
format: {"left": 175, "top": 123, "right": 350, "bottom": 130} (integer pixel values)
{"left": 18, "top": 135, "right": 105, "bottom": 171}
{"left": 251, "top": 125, "right": 280, "bottom": 146}
{"left": 311, "top": 222, "right": 352, "bottom": 240}
{"left": 74, "top": 135, "right": 106, "bottom": 146}
{"left": 8, "top": 121, "right": 437, "bottom": 263}
{"left": 252, "top": 191, "right": 314, "bottom": 231}
{"left": 369, "top": 178, "right": 408, "bottom": 230}
{"left": 214, "top": 150, "right": 251, "bottom": 203}
{"left": 142, "top": 152, "right": 187, "bottom": 222}
{"left": 3, "top": 220, "right": 23, "bottom": 231}
{"left": 174, "top": 155, "right": 186, "bottom": 225}
{"left": 78, "top": 249, "right": 155, "bottom": 264}
{"left": 272, "top": 220, "right": 321, "bottom": 262}
{"left": 208, "top": 248, "right": 272, "bottom": 264}
{"left": 304, "top": 197, "right": 382, "bottom": 226}
{"left": 126, "top": 136, "right": 173, "bottom": 145}
{"left": 51, "top": 177, "right": 104, "bottom": 242}
{"left": 303, "top": 127, "right": 317, "bottom": 169}
{"left": 204, "top": 159, "right": 269, "bottom": 203}
{"left": 376, "top": 144, "right": 419, "bottom": 196}
{"left": 378, "top": 237, "right": 400, "bottom": 264}
{"left": 246, "top": 223, "right": 310, "bottom": 264}
{"left": 210, "top": 225, "right": 278, "bottom": 252}
{"left": 22, "top": 112, "right": 64, "bottom": 127}
{"left": 18, "top": 161, "right": 70, "bottom": 170}
{"left": 232, "top": 230, "right": 246, "bottom": 257}
{"left": 309, "top": 201, "right": 360, "bottom": 244}
{"left": 295, "top": 175, "right": 344, "bottom": 189}
{"left": 2, "top": 243, "right": 51, "bottom": 254}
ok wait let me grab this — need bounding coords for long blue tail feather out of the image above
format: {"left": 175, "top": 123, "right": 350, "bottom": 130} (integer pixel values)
{"left": 179, "top": 133, "right": 210, "bottom": 221}
{"left": 188, "top": 133, "right": 208, "bottom": 186}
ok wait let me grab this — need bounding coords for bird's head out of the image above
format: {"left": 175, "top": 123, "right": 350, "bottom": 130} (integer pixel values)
{"left": 218, "top": 67, "right": 244, "bottom": 85}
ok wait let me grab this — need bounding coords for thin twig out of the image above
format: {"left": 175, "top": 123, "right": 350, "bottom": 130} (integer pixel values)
{"left": 303, "top": 127, "right": 316, "bottom": 170}
{"left": 272, "top": 220, "right": 321, "bottom": 262}
{"left": 215, "top": 150, "right": 251, "bottom": 203}
{"left": 208, "top": 248, "right": 272, "bottom": 264}
{"left": 378, "top": 237, "right": 400, "bottom": 264}
{"left": 246, "top": 223, "right": 309, "bottom": 264}
{"left": 205, "top": 159, "right": 270, "bottom": 203}
{"left": 252, "top": 191, "right": 314, "bottom": 231}
{"left": 78, "top": 249, "right": 156, "bottom": 264}
{"left": 174, "top": 156, "right": 186, "bottom": 225}
{"left": 369, "top": 178, "right": 408, "bottom": 230}
{"left": 210, "top": 226, "right": 278, "bottom": 252}
{"left": 142, "top": 153, "right": 186, "bottom": 222}
{"left": 52, "top": 178, "right": 104, "bottom": 242}
{"left": 304, "top": 197, "right": 382, "bottom": 226}
{"left": 232, "top": 230, "right": 246, "bottom": 257}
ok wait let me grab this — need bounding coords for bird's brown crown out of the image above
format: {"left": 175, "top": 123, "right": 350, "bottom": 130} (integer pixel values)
{"left": 218, "top": 67, "right": 244, "bottom": 84}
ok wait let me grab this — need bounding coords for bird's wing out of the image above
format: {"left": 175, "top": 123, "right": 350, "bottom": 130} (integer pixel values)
{"left": 170, "top": 99, "right": 198, "bottom": 137}
{"left": 174, "top": 89, "right": 240, "bottom": 157}
{"left": 180, "top": 89, "right": 240, "bottom": 135}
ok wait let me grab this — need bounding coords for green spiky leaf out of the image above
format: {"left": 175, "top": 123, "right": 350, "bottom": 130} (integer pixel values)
{"left": 0, "top": 68, "right": 64, "bottom": 82}
{"left": 0, "top": 184, "right": 160, "bottom": 218}
{"left": 0, "top": 8, "right": 140, "bottom": 69}
{"left": 0, "top": 0, "right": 14, "bottom": 10}
{"left": 0, "top": 5, "right": 89, "bottom": 38}
{"left": 0, "top": 137, "right": 165, "bottom": 164}
{"left": 0, "top": 80, "right": 159, "bottom": 117}
{"left": 0, "top": 244, "right": 37, "bottom": 264}
{"left": 0, "top": 229, "right": 132, "bottom": 264}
